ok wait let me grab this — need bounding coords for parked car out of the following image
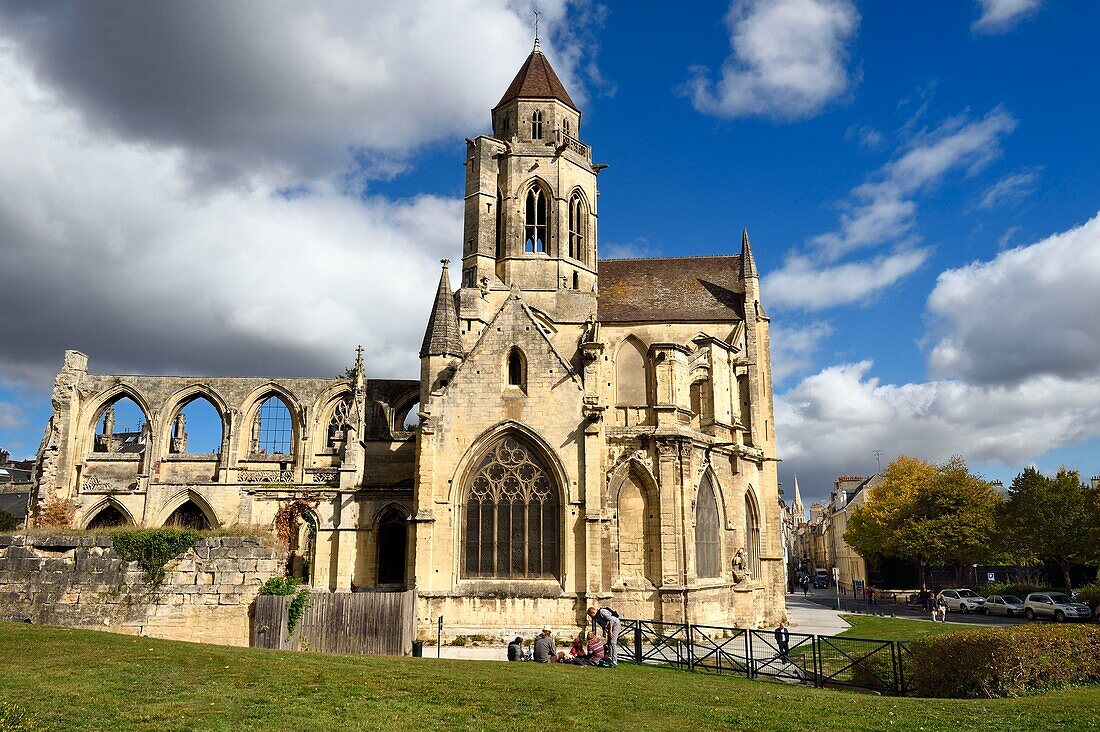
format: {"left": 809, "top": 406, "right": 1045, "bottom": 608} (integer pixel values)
{"left": 983, "top": 594, "right": 1026, "bottom": 617}
{"left": 936, "top": 588, "right": 986, "bottom": 613}
{"left": 812, "top": 568, "right": 830, "bottom": 588}
{"left": 1024, "top": 592, "right": 1092, "bottom": 622}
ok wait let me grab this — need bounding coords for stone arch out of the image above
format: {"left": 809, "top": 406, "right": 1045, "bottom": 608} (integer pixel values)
{"left": 695, "top": 473, "right": 722, "bottom": 579}
{"left": 448, "top": 420, "right": 570, "bottom": 506}
{"left": 615, "top": 335, "right": 649, "bottom": 407}
{"left": 81, "top": 384, "right": 154, "bottom": 456}
{"left": 520, "top": 177, "right": 552, "bottom": 255}
{"left": 156, "top": 489, "right": 219, "bottom": 529}
{"left": 453, "top": 423, "right": 565, "bottom": 580}
{"left": 744, "top": 486, "right": 762, "bottom": 580}
{"left": 608, "top": 459, "right": 660, "bottom": 586}
{"left": 312, "top": 386, "right": 354, "bottom": 454}
{"left": 160, "top": 384, "right": 229, "bottom": 456}
{"left": 372, "top": 503, "right": 410, "bottom": 588}
{"left": 504, "top": 346, "right": 527, "bottom": 392}
{"left": 80, "top": 497, "right": 136, "bottom": 529}
{"left": 237, "top": 384, "right": 304, "bottom": 459}
{"left": 285, "top": 507, "right": 318, "bottom": 585}
{"left": 566, "top": 186, "right": 591, "bottom": 263}
{"left": 391, "top": 388, "right": 421, "bottom": 434}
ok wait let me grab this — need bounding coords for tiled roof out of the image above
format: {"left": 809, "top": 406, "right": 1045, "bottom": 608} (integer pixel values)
{"left": 597, "top": 256, "right": 745, "bottom": 323}
{"left": 420, "top": 262, "right": 464, "bottom": 358}
{"left": 494, "top": 49, "right": 578, "bottom": 112}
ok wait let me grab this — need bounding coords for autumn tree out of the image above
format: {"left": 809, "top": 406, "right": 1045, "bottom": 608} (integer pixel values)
{"left": 997, "top": 467, "right": 1095, "bottom": 591}
{"left": 845, "top": 455, "right": 1003, "bottom": 588}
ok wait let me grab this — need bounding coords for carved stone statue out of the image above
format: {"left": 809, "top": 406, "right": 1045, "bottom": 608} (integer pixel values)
{"left": 732, "top": 547, "right": 752, "bottom": 584}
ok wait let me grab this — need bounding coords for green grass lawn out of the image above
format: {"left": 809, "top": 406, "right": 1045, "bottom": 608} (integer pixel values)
{"left": 838, "top": 614, "right": 965, "bottom": 641}
{"left": 2, "top": 622, "right": 1099, "bottom": 732}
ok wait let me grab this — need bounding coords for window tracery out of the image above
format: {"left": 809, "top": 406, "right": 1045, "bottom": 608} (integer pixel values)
{"left": 524, "top": 186, "right": 547, "bottom": 253}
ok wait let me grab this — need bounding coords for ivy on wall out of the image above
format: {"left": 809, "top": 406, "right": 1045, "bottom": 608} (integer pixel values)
{"left": 112, "top": 528, "right": 202, "bottom": 589}
{"left": 258, "top": 576, "right": 310, "bottom": 636}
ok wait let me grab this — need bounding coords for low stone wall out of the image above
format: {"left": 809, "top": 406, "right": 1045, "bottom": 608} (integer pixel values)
{"left": 0, "top": 534, "right": 283, "bottom": 646}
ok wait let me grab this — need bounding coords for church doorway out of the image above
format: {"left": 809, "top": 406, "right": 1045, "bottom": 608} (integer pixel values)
{"left": 377, "top": 507, "right": 407, "bottom": 588}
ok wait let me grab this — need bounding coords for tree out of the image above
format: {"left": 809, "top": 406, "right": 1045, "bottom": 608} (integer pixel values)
{"left": 846, "top": 455, "right": 1003, "bottom": 588}
{"left": 998, "top": 467, "right": 1094, "bottom": 591}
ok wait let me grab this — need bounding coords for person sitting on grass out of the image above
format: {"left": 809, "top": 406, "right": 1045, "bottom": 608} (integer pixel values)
{"left": 560, "top": 633, "right": 588, "bottom": 664}
{"left": 507, "top": 636, "right": 524, "bottom": 661}
{"left": 578, "top": 632, "right": 606, "bottom": 666}
{"left": 533, "top": 626, "right": 561, "bottom": 663}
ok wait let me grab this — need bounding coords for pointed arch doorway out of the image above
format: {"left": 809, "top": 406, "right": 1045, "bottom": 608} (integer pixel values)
{"left": 376, "top": 506, "right": 408, "bottom": 589}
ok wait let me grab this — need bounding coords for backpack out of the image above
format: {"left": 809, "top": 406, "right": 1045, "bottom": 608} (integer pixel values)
{"left": 601, "top": 607, "right": 619, "bottom": 619}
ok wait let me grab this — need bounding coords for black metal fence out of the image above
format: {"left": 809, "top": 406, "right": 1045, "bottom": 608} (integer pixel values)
{"left": 615, "top": 619, "right": 917, "bottom": 695}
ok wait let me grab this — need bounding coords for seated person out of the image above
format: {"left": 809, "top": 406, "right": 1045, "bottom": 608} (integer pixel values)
{"left": 581, "top": 632, "right": 606, "bottom": 666}
{"left": 532, "top": 626, "right": 561, "bottom": 663}
{"left": 507, "top": 636, "right": 524, "bottom": 661}
{"left": 559, "top": 633, "right": 588, "bottom": 664}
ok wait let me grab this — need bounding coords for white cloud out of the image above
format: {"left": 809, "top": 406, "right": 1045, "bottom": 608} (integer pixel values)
{"left": 0, "top": 403, "right": 23, "bottom": 431}
{"left": 764, "top": 108, "right": 1016, "bottom": 311}
{"left": 690, "top": 0, "right": 860, "bottom": 120}
{"left": 769, "top": 321, "right": 834, "bottom": 384}
{"left": 778, "top": 214, "right": 1100, "bottom": 498}
{"left": 0, "top": 1, "right": 584, "bottom": 185}
{"left": 927, "top": 212, "right": 1100, "bottom": 385}
{"left": 979, "top": 168, "right": 1040, "bottom": 208}
{"left": 973, "top": 0, "right": 1041, "bottom": 34}
{"left": 776, "top": 361, "right": 1100, "bottom": 498}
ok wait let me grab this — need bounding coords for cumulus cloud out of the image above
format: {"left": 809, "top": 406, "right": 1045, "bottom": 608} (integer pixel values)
{"left": 689, "top": 0, "right": 859, "bottom": 120}
{"left": 927, "top": 213, "right": 1100, "bottom": 385}
{"left": 764, "top": 108, "right": 1016, "bottom": 311}
{"left": 778, "top": 215, "right": 1100, "bottom": 499}
{"left": 769, "top": 321, "right": 834, "bottom": 384}
{"left": 973, "top": 0, "right": 1041, "bottom": 34}
{"left": 978, "top": 168, "right": 1041, "bottom": 208}
{"left": 776, "top": 361, "right": 1100, "bottom": 498}
{"left": 0, "top": 0, "right": 583, "bottom": 185}
{"left": 0, "top": 2, "right": 590, "bottom": 387}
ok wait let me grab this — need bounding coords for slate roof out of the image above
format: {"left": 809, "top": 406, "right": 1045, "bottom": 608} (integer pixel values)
{"left": 494, "top": 48, "right": 578, "bottom": 112}
{"left": 597, "top": 256, "right": 746, "bottom": 323}
{"left": 420, "top": 262, "right": 464, "bottom": 358}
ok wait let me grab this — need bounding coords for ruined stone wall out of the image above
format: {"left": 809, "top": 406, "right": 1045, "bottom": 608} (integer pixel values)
{"left": 0, "top": 534, "right": 283, "bottom": 646}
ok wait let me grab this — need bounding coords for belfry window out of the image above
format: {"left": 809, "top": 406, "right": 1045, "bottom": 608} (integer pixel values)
{"left": 524, "top": 187, "right": 547, "bottom": 253}
{"left": 568, "top": 193, "right": 585, "bottom": 260}
{"left": 462, "top": 435, "right": 560, "bottom": 579}
{"left": 531, "top": 109, "right": 543, "bottom": 140}
{"left": 563, "top": 118, "right": 571, "bottom": 136}
{"left": 495, "top": 191, "right": 504, "bottom": 259}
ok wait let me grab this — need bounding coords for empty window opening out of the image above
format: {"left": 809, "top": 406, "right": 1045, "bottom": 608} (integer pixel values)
{"left": 531, "top": 109, "right": 543, "bottom": 139}
{"left": 93, "top": 396, "right": 147, "bottom": 454}
{"left": 250, "top": 395, "right": 293, "bottom": 456}
{"left": 326, "top": 396, "right": 353, "bottom": 448}
{"left": 164, "top": 500, "right": 211, "bottom": 530}
{"left": 394, "top": 400, "right": 421, "bottom": 432}
{"left": 524, "top": 187, "right": 547, "bottom": 253}
{"left": 506, "top": 348, "right": 526, "bottom": 390}
{"left": 170, "top": 396, "right": 222, "bottom": 455}
{"left": 288, "top": 510, "right": 316, "bottom": 584}
{"left": 86, "top": 504, "right": 129, "bottom": 529}
{"left": 572, "top": 271, "right": 580, "bottom": 290}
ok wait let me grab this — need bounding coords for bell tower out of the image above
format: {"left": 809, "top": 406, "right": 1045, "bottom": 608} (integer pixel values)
{"left": 457, "top": 37, "right": 601, "bottom": 330}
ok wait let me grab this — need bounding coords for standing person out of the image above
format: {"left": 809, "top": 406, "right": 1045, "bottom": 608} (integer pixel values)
{"left": 774, "top": 621, "right": 790, "bottom": 661}
{"left": 801, "top": 576, "right": 809, "bottom": 596}
{"left": 507, "top": 636, "right": 524, "bottom": 661}
{"left": 587, "top": 606, "right": 620, "bottom": 667}
{"left": 533, "top": 626, "right": 560, "bottom": 663}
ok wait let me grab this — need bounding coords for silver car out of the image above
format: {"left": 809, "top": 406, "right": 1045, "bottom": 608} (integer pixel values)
{"left": 1024, "top": 592, "right": 1092, "bottom": 622}
{"left": 936, "top": 588, "right": 985, "bottom": 613}
{"left": 983, "top": 594, "right": 1025, "bottom": 617}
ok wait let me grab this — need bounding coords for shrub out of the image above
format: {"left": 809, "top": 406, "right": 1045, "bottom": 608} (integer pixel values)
{"left": 0, "top": 509, "right": 18, "bottom": 532}
{"left": 1076, "top": 583, "right": 1100, "bottom": 612}
{"left": 258, "top": 576, "right": 310, "bottom": 636}
{"left": 974, "top": 581, "right": 1049, "bottom": 599}
{"left": 37, "top": 497, "right": 75, "bottom": 528}
{"left": 909, "top": 624, "right": 1100, "bottom": 698}
{"left": 0, "top": 701, "right": 45, "bottom": 732}
{"left": 450, "top": 635, "right": 468, "bottom": 647}
{"left": 112, "top": 528, "right": 202, "bottom": 588}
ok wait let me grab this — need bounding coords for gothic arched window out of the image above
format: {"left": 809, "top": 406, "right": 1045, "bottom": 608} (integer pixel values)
{"left": 506, "top": 347, "right": 526, "bottom": 390}
{"left": 531, "top": 109, "right": 543, "bottom": 140}
{"left": 463, "top": 435, "right": 560, "bottom": 579}
{"left": 524, "top": 186, "right": 547, "bottom": 253}
{"left": 568, "top": 193, "right": 585, "bottom": 260}
{"left": 745, "top": 491, "right": 762, "bottom": 579}
{"left": 695, "top": 475, "right": 721, "bottom": 578}
{"left": 326, "top": 396, "right": 353, "bottom": 448}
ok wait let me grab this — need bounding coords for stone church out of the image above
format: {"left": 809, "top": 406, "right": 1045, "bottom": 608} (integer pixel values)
{"left": 30, "top": 42, "right": 785, "bottom": 632}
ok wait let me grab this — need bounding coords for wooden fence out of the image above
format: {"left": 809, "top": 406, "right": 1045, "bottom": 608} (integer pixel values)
{"left": 251, "top": 590, "right": 416, "bottom": 656}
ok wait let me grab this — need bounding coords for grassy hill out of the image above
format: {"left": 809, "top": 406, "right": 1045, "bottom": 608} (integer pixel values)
{"left": 1, "top": 622, "right": 1098, "bottom": 731}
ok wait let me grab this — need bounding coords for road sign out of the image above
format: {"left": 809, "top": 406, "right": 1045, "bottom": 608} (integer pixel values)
{"left": 987, "top": 572, "right": 995, "bottom": 582}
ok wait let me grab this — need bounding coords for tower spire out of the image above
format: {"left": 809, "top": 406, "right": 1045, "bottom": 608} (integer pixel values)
{"left": 419, "top": 260, "right": 464, "bottom": 358}
{"left": 739, "top": 227, "right": 758, "bottom": 280}
{"left": 533, "top": 9, "right": 542, "bottom": 52}
{"left": 792, "top": 474, "right": 804, "bottom": 520}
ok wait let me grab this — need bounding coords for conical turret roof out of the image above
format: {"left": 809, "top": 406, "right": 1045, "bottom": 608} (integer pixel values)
{"left": 739, "top": 228, "right": 758, "bottom": 279}
{"left": 494, "top": 45, "right": 578, "bottom": 112}
{"left": 420, "top": 260, "right": 464, "bottom": 358}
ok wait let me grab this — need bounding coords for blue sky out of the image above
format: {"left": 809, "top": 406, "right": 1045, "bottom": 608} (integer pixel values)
{"left": 1, "top": 0, "right": 1098, "bottom": 503}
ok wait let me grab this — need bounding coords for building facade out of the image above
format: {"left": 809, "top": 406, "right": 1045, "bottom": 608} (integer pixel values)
{"left": 30, "top": 43, "right": 786, "bottom": 633}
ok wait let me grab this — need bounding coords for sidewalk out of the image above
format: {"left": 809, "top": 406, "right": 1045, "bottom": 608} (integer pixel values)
{"left": 784, "top": 593, "right": 851, "bottom": 636}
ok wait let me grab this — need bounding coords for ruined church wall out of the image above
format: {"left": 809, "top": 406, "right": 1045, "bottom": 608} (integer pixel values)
{"left": 0, "top": 534, "right": 282, "bottom": 646}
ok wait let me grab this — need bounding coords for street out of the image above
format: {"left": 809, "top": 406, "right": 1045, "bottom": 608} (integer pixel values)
{"left": 793, "top": 585, "right": 1034, "bottom": 628}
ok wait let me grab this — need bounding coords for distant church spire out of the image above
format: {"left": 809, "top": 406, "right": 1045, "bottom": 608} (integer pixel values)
{"left": 739, "top": 227, "right": 758, "bottom": 280}
{"left": 792, "top": 474, "right": 805, "bottom": 520}
{"left": 420, "top": 260, "right": 464, "bottom": 358}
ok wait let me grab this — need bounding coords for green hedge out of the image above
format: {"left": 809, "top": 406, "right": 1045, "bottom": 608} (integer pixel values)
{"left": 909, "top": 624, "right": 1100, "bottom": 698}
{"left": 1076, "top": 583, "right": 1100, "bottom": 612}
{"left": 973, "top": 582, "right": 1050, "bottom": 599}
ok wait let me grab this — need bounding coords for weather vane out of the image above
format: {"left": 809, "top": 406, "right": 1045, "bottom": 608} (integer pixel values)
{"left": 533, "top": 8, "right": 541, "bottom": 49}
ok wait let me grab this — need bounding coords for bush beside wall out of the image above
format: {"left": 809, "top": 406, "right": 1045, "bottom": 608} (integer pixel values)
{"left": 910, "top": 624, "right": 1100, "bottom": 698}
